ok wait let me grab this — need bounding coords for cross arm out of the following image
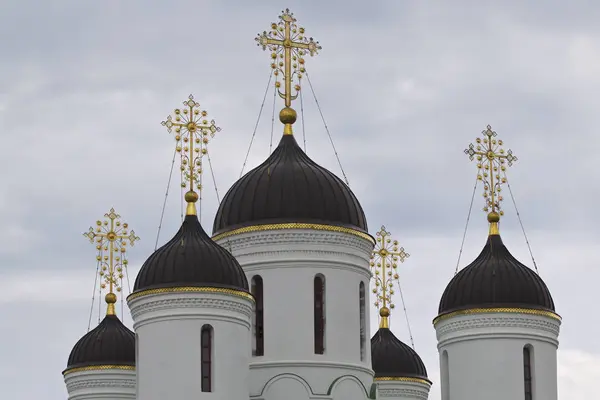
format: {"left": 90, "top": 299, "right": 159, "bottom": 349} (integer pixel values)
{"left": 262, "top": 37, "right": 284, "bottom": 46}
{"left": 471, "top": 149, "right": 507, "bottom": 158}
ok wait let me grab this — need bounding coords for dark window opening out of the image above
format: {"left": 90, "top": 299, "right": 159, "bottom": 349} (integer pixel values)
{"left": 314, "top": 274, "right": 326, "bottom": 354}
{"left": 359, "top": 282, "right": 366, "bottom": 361}
{"left": 524, "top": 346, "right": 533, "bottom": 400}
{"left": 201, "top": 325, "right": 213, "bottom": 392}
{"left": 251, "top": 275, "right": 264, "bottom": 356}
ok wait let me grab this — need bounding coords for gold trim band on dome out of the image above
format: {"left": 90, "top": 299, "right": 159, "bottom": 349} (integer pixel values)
{"left": 63, "top": 365, "right": 135, "bottom": 376}
{"left": 212, "top": 223, "right": 375, "bottom": 243}
{"left": 375, "top": 377, "right": 432, "bottom": 385}
{"left": 127, "top": 286, "right": 255, "bottom": 302}
{"left": 433, "top": 307, "right": 562, "bottom": 325}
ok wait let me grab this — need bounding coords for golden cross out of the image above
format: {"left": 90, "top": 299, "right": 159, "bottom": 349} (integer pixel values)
{"left": 83, "top": 208, "right": 140, "bottom": 316}
{"left": 370, "top": 226, "right": 410, "bottom": 328}
{"left": 256, "top": 8, "right": 321, "bottom": 135}
{"left": 464, "top": 125, "right": 518, "bottom": 234}
{"left": 161, "top": 94, "right": 221, "bottom": 216}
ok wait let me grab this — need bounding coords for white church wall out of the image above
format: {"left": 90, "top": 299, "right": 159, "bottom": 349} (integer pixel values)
{"left": 128, "top": 291, "right": 253, "bottom": 400}
{"left": 63, "top": 368, "right": 135, "bottom": 400}
{"left": 216, "top": 228, "right": 375, "bottom": 398}
{"left": 434, "top": 311, "right": 561, "bottom": 400}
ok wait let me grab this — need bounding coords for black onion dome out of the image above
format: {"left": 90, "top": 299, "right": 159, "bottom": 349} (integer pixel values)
{"left": 133, "top": 215, "right": 248, "bottom": 292}
{"left": 212, "top": 135, "right": 368, "bottom": 235}
{"left": 371, "top": 328, "right": 429, "bottom": 380}
{"left": 65, "top": 315, "right": 135, "bottom": 371}
{"left": 438, "top": 234, "right": 555, "bottom": 315}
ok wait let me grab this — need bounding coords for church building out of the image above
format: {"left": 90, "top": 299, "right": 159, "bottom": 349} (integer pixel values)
{"left": 61, "top": 9, "right": 561, "bottom": 400}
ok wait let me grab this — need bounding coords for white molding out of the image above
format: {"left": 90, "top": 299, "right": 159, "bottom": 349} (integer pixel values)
{"left": 67, "top": 378, "right": 136, "bottom": 391}
{"left": 216, "top": 229, "right": 374, "bottom": 278}
{"left": 218, "top": 229, "right": 374, "bottom": 253}
{"left": 376, "top": 380, "right": 431, "bottom": 399}
{"left": 249, "top": 360, "right": 375, "bottom": 377}
{"left": 64, "top": 368, "right": 136, "bottom": 400}
{"left": 128, "top": 291, "right": 253, "bottom": 330}
{"left": 435, "top": 312, "right": 561, "bottom": 348}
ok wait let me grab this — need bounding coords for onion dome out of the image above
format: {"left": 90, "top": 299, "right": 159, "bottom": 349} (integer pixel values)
{"left": 65, "top": 314, "right": 135, "bottom": 372}
{"left": 133, "top": 215, "right": 249, "bottom": 293}
{"left": 371, "top": 328, "right": 429, "bottom": 381}
{"left": 438, "top": 233, "right": 555, "bottom": 315}
{"left": 212, "top": 134, "right": 368, "bottom": 236}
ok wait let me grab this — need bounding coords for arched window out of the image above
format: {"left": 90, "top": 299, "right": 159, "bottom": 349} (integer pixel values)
{"left": 359, "top": 282, "right": 366, "bottom": 361}
{"left": 201, "top": 325, "right": 213, "bottom": 392}
{"left": 314, "top": 274, "right": 326, "bottom": 354}
{"left": 523, "top": 346, "right": 533, "bottom": 400}
{"left": 251, "top": 275, "right": 264, "bottom": 356}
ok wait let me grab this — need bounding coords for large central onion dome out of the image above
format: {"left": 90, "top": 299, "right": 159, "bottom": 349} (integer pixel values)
{"left": 212, "top": 134, "right": 368, "bottom": 236}
{"left": 438, "top": 233, "right": 555, "bottom": 315}
{"left": 133, "top": 215, "right": 249, "bottom": 293}
{"left": 371, "top": 328, "right": 430, "bottom": 381}
{"left": 64, "top": 314, "right": 135, "bottom": 373}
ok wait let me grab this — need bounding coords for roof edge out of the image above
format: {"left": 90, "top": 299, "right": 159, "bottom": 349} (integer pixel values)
{"left": 63, "top": 363, "right": 135, "bottom": 376}
{"left": 374, "top": 376, "right": 432, "bottom": 385}
{"left": 127, "top": 285, "right": 254, "bottom": 302}
{"left": 212, "top": 221, "right": 375, "bottom": 244}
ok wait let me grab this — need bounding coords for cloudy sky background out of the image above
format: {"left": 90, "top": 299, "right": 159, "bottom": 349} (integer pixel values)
{"left": 1, "top": 1, "right": 599, "bottom": 399}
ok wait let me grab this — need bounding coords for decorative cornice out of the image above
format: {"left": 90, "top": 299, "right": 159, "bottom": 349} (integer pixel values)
{"left": 377, "top": 387, "right": 429, "bottom": 399}
{"left": 218, "top": 229, "right": 374, "bottom": 250}
{"left": 66, "top": 377, "right": 136, "bottom": 391}
{"left": 436, "top": 315, "right": 560, "bottom": 336}
{"left": 433, "top": 307, "right": 561, "bottom": 325}
{"left": 213, "top": 222, "right": 375, "bottom": 244}
{"left": 127, "top": 286, "right": 253, "bottom": 302}
{"left": 375, "top": 376, "right": 432, "bottom": 385}
{"left": 435, "top": 311, "right": 561, "bottom": 348}
{"left": 63, "top": 365, "right": 135, "bottom": 376}
{"left": 128, "top": 293, "right": 253, "bottom": 330}
{"left": 216, "top": 229, "right": 374, "bottom": 273}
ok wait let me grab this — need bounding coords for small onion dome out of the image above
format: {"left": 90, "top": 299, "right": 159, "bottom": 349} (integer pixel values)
{"left": 212, "top": 134, "right": 368, "bottom": 236}
{"left": 65, "top": 315, "right": 135, "bottom": 372}
{"left": 371, "top": 328, "right": 429, "bottom": 381}
{"left": 133, "top": 215, "right": 249, "bottom": 293}
{"left": 438, "top": 234, "right": 555, "bottom": 315}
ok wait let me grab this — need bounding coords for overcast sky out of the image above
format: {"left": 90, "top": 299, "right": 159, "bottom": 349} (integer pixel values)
{"left": 1, "top": 1, "right": 598, "bottom": 399}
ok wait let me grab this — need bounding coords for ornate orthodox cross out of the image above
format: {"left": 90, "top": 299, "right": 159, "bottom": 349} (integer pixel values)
{"left": 464, "top": 125, "right": 518, "bottom": 233}
{"left": 161, "top": 95, "right": 221, "bottom": 216}
{"left": 370, "top": 226, "right": 410, "bottom": 328}
{"left": 256, "top": 8, "right": 321, "bottom": 135}
{"left": 83, "top": 208, "right": 139, "bottom": 315}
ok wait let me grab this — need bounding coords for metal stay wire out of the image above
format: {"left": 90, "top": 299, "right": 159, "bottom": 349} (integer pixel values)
{"left": 454, "top": 172, "right": 479, "bottom": 274}
{"left": 305, "top": 72, "right": 350, "bottom": 186}
{"left": 154, "top": 146, "right": 178, "bottom": 251}
{"left": 87, "top": 254, "right": 101, "bottom": 332}
{"left": 240, "top": 71, "right": 274, "bottom": 178}
{"left": 395, "top": 279, "right": 416, "bottom": 350}
{"left": 503, "top": 171, "right": 539, "bottom": 274}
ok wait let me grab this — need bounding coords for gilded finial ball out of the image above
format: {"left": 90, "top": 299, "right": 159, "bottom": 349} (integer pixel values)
{"left": 185, "top": 190, "right": 199, "bottom": 203}
{"left": 105, "top": 293, "right": 117, "bottom": 304}
{"left": 380, "top": 306, "right": 390, "bottom": 318}
{"left": 279, "top": 107, "right": 297, "bottom": 125}
{"left": 487, "top": 211, "right": 500, "bottom": 223}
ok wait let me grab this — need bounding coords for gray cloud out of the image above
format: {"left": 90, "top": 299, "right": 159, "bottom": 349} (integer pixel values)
{"left": 0, "top": 1, "right": 598, "bottom": 399}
